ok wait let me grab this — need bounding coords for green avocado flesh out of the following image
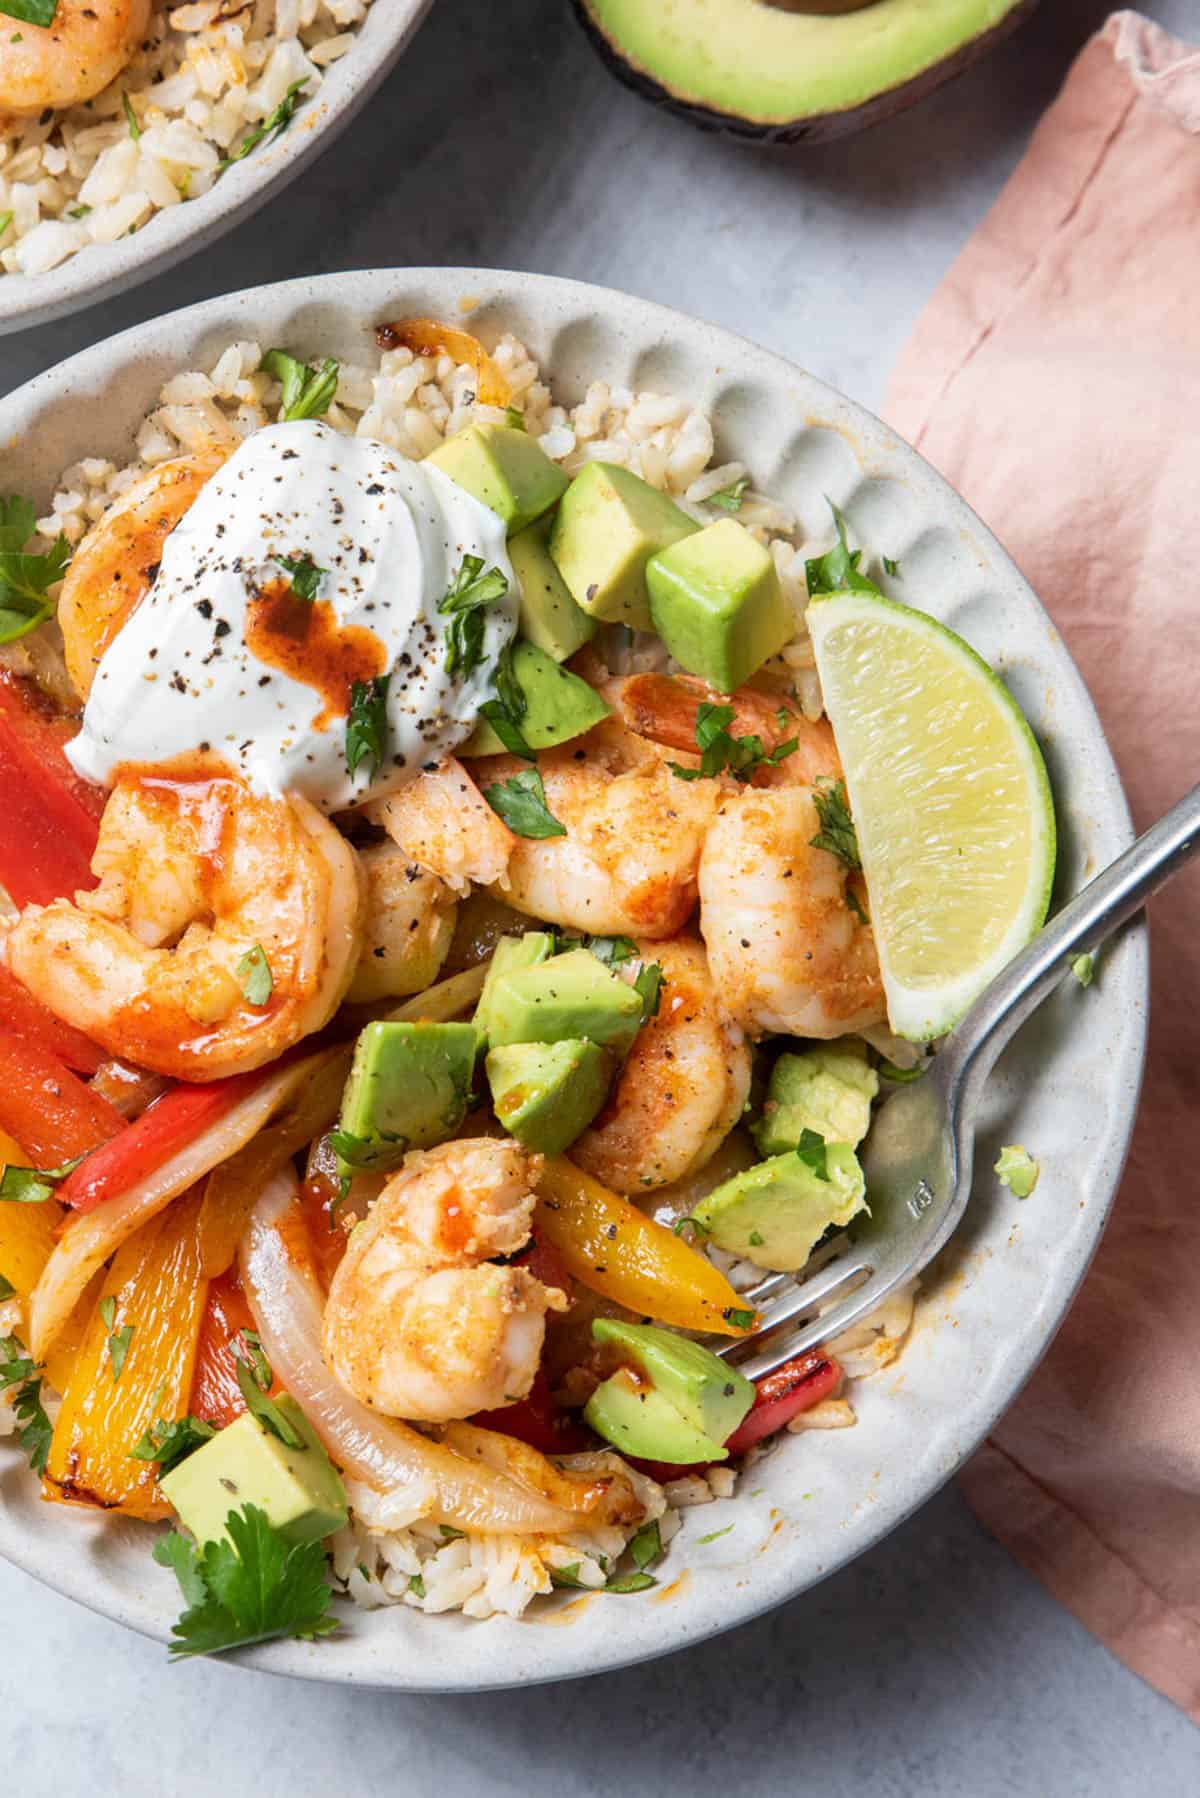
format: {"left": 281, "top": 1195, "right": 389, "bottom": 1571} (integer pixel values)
{"left": 336, "top": 1020, "right": 477, "bottom": 1175}
{"left": 461, "top": 641, "right": 610, "bottom": 756}
{"left": 160, "top": 1398, "right": 347, "bottom": 1547}
{"left": 426, "top": 423, "right": 568, "bottom": 534}
{"left": 485, "top": 948, "right": 644, "bottom": 1059}
{"left": 585, "top": 1320, "right": 755, "bottom": 1463}
{"left": 647, "top": 517, "right": 793, "bottom": 691}
{"left": 576, "top": 0, "right": 1034, "bottom": 140}
{"left": 693, "top": 1143, "right": 867, "bottom": 1272}
{"left": 486, "top": 1037, "right": 613, "bottom": 1155}
{"left": 550, "top": 461, "right": 698, "bottom": 630}
{"left": 753, "top": 1043, "right": 879, "bottom": 1158}
{"left": 509, "top": 517, "right": 597, "bottom": 660}
{"left": 474, "top": 931, "right": 558, "bottom": 1052}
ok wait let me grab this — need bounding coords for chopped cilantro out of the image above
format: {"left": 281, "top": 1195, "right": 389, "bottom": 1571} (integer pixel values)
{"left": 605, "top": 1571, "right": 657, "bottom": 1594}
{"left": 345, "top": 673, "right": 389, "bottom": 782}
{"left": 154, "top": 1503, "right": 338, "bottom": 1659}
{"left": 437, "top": 553, "right": 509, "bottom": 681}
{"left": 236, "top": 943, "right": 273, "bottom": 1007}
{"left": 672, "top": 1214, "right": 711, "bottom": 1240}
{"left": 236, "top": 1328, "right": 272, "bottom": 1392}
{"left": 634, "top": 961, "right": 665, "bottom": 1023}
{"left": 1071, "top": 952, "right": 1096, "bottom": 989}
{"left": 0, "top": 1274, "right": 14, "bottom": 1301}
{"left": 122, "top": 92, "right": 141, "bottom": 139}
{"left": 549, "top": 1563, "right": 586, "bottom": 1590}
{"left": 582, "top": 935, "right": 637, "bottom": 968}
{"left": 629, "top": 1519, "right": 663, "bottom": 1571}
{"left": 994, "top": 1144, "right": 1039, "bottom": 1199}
{"left": 0, "top": 1155, "right": 81, "bottom": 1204}
{"left": 845, "top": 885, "right": 869, "bottom": 925}
{"left": 697, "top": 1524, "right": 734, "bottom": 1544}
{"left": 220, "top": 80, "right": 309, "bottom": 170}
{"left": 0, "top": 1335, "right": 51, "bottom": 1473}
{"left": 0, "top": 495, "right": 71, "bottom": 646}
{"left": 707, "top": 476, "right": 748, "bottom": 513}
{"left": 328, "top": 1127, "right": 406, "bottom": 1174}
{"left": 234, "top": 1352, "right": 304, "bottom": 1450}
{"left": 107, "top": 1320, "right": 135, "bottom": 1383}
{"left": 130, "top": 1414, "right": 216, "bottom": 1474}
{"left": 408, "top": 1572, "right": 426, "bottom": 1599}
{"left": 882, "top": 555, "right": 900, "bottom": 577}
{"left": 805, "top": 499, "right": 882, "bottom": 599}
{"left": 723, "top": 1307, "right": 756, "bottom": 1331}
{"left": 274, "top": 552, "right": 325, "bottom": 602}
{"left": 0, "top": 211, "right": 11, "bottom": 238}
{"left": 796, "top": 1127, "right": 829, "bottom": 1183}
{"left": 504, "top": 406, "right": 526, "bottom": 431}
{"left": 439, "top": 1524, "right": 466, "bottom": 1541}
{"left": 0, "top": 0, "right": 56, "bottom": 22}
{"left": 748, "top": 1230, "right": 764, "bottom": 1247}
{"left": 482, "top": 767, "right": 566, "bottom": 839}
{"left": 259, "top": 346, "right": 339, "bottom": 422}
{"left": 809, "top": 777, "right": 860, "bottom": 870}
{"left": 669, "top": 701, "right": 797, "bottom": 785}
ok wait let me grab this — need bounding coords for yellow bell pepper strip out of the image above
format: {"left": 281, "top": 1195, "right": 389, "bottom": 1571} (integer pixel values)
{"left": 0, "top": 1129, "right": 106, "bottom": 1397}
{"left": 534, "top": 1158, "right": 756, "bottom": 1338}
{"left": 44, "top": 1188, "right": 208, "bottom": 1520}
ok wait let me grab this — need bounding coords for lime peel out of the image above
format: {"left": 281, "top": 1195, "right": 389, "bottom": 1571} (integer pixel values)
{"left": 807, "top": 588, "right": 1056, "bottom": 1041}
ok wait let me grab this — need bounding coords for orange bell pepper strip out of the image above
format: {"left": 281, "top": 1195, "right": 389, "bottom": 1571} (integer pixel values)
{"left": 0, "top": 671, "right": 104, "bottom": 906}
{"left": 189, "top": 1268, "right": 258, "bottom": 1428}
{"left": 0, "top": 1031, "right": 125, "bottom": 1166}
{"left": 44, "top": 1188, "right": 208, "bottom": 1520}
{"left": 0, "top": 966, "right": 104, "bottom": 1076}
{"left": 534, "top": 1159, "right": 756, "bottom": 1338}
{"left": 375, "top": 317, "right": 513, "bottom": 408}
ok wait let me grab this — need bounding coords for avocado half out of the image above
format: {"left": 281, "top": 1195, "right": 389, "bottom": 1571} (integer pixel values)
{"left": 573, "top": 0, "right": 1038, "bottom": 145}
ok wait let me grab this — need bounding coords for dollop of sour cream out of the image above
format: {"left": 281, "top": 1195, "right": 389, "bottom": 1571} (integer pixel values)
{"left": 67, "top": 420, "right": 516, "bottom": 809}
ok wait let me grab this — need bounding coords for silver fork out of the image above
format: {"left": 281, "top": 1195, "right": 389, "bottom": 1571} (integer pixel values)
{"left": 713, "top": 783, "right": 1200, "bottom": 1381}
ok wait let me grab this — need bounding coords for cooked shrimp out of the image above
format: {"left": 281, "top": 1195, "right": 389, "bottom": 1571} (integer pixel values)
{"left": 613, "top": 671, "right": 838, "bottom": 787}
{"left": 4, "top": 769, "right": 364, "bottom": 1080}
{"left": 0, "top": 0, "right": 150, "bottom": 123}
{"left": 58, "top": 452, "right": 227, "bottom": 702}
{"left": 368, "top": 757, "right": 513, "bottom": 895}
{"left": 571, "top": 934, "right": 752, "bottom": 1193}
{"left": 322, "top": 1138, "right": 566, "bottom": 1423}
{"left": 699, "top": 783, "right": 885, "bottom": 1039}
{"left": 479, "top": 719, "right": 722, "bottom": 938}
{"left": 346, "top": 842, "right": 457, "bottom": 1005}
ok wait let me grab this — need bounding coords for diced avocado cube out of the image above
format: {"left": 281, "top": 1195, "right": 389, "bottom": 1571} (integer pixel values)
{"left": 646, "top": 517, "right": 794, "bottom": 692}
{"left": 486, "top": 1038, "right": 613, "bottom": 1155}
{"left": 585, "top": 1368, "right": 729, "bottom": 1465}
{"left": 160, "top": 1397, "right": 347, "bottom": 1547}
{"left": 692, "top": 1145, "right": 867, "bottom": 1273}
{"left": 486, "top": 948, "right": 644, "bottom": 1059}
{"left": 336, "top": 1019, "right": 477, "bottom": 1175}
{"left": 461, "top": 641, "right": 610, "bottom": 756}
{"left": 753, "top": 1043, "right": 879, "bottom": 1158}
{"left": 474, "top": 930, "right": 558, "bottom": 1051}
{"left": 549, "top": 462, "right": 698, "bottom": 629}
{"left": 591, "top": 1320, "right": 754, "bottom": 1447}
{"left": 509, "top": 517, "right": 597, "bottom": 660}
{"left": 426, "top": 423, "right": 568, "bottom": 534}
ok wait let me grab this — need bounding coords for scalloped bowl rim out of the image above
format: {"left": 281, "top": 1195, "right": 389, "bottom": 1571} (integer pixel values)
{"left": 0, "top": 0, "right": 434, "bottom": 335}
{"left": 0, "top": 268, "right": 1148, "bottom": 1690}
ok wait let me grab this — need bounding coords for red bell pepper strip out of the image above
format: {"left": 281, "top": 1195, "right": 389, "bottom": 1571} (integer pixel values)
{"left": 513, "top": 1232, "right": 575, "bottom": 1299}
{"left": 56, "top": 1070, "right": 263, "bottom": 1214}
{"left": 723, "top": 1350, "right": 842, "bottom": 1457}
{"left": 0, "top": 964, "right": 104, "bottom": 1076}
{"left": 0, "top": 673, "right": 104, "bottom": 906}
{"left": 0, "top": 1029, "right": 125, "bottom": 1165}
{"left": 472, "top": 1366, "right": 594, "bottom": 1456}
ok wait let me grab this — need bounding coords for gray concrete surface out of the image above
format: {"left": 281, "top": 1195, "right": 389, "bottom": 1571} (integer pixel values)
{"left": 3, "top": 1, "right": 1198, "bottom": 1790}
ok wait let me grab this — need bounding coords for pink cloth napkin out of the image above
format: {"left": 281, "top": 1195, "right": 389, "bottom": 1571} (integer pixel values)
{"left": 885, "top": 10, "right": 1200, "bottom": 1721}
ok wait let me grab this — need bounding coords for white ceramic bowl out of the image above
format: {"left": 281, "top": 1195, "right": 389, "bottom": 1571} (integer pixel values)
{"left": 0, "top": 269, "right": 1148, "bottom": 1689}
{"left": 0, "top": 2, "right": 433, "bottom": 336}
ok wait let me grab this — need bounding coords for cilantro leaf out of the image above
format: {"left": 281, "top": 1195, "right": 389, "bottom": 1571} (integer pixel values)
{"left": 698, "top": 1524, "right": 734, "bottom": 1545}
{"left": 158, "top": 1504, "right": 339, "bottom": 1658}
{"left": 0, "top": 500, "right": 71, "bottom": 646}
{"left": 0, "top": 1155, "right": 83, "bottom": 1204}
{"left": 482, "top": 767, "right": 566, "bottom": 839}
{"left": 234, "top": 1357, "right": 304, "bottom": 1449}
{"left": 0, "top": 1274, "right": 14, "bottom": 1301}
{"left": 260, "top": 345, "right": 338, "bottom": 421}
{"left": 722, "top": 1306, "right": 756, "bottom": 1331}
{"left": 882, "top": 555, "right": 900, "bottom": 577}
{"left": 437, "top": 554, "right": 509, "bottom": 682}
{"left": 130, "top": 1415, "right": 216, "bottom": 1474}
{"left": 669, "top": 702, "right": 797, "bottom": 785}
{"left": 0, "top": 0, "right": 57, "bottom": 28}
{"left": 549, "top": 1563, "right": 586, "bottom": 1590}
{"left": 805, "top": 499, "right": 881, "bottom": 599}
{"left": 477, "top": 700, "right": 535, "bottom": 759}
{"left": 634, "top": 961, "right": 665, "bottom": 1022}
{"left": 154, "top": 1529, "right": 209, "bottom": 1609}
{"left": 582, "top": 934, "right": 637, "bottom": 968}
{"left": 629, "top": 1519, "right": 663, "bottom": 1571}
{"left": 504, "top": 407, "right": 526, "bottom": 432}
{"left": 108, "top": 1322, "right": 134, "bottom": 1382}
{"left": 236, "top": 1328, "right": 272, "bottom": 1391}
{"left": 707, "top": 476, "right": 748, "bottom": 513}
{"left": 672, "top": 1213, "right": 710, "bottom": 1240}
{"left": 274, "top": 552, "right": 325, "bottom": 602}
{"left": 994, "top": 1144, "right": 1039, "bottom": 1199}
{"left": 408, "top": 1572, "right": 426, "bottom": 1598}
{"left": 809, "top": 777, "right": 861, "bottom": 870}
{"left": 220, "top": 80, "right": 310, "bottom": 171}
{"left": 328, "top": 1127, "right": 407, "bottom": 1175}
{"left": 1071, "top": 952, "right": 1096, "bottom": 988}
{"left": 606, "top": 1571, "right": 657, "bottom": 1594}
{"left": 0, "top": 213, "right": 11, "bottom": 241}
{"left": 1, "top": 1336, "right": 51, "bottom": 1473}
{"left": 345, "top": 674, "right": 389, "bottom": 782}
{"left": 236, "top": 943, "right": 273, "bottom": 1007}
{"left": 122, "top": 92, "right": 141, "bottom": 139}
{"left": 796, "top": 1127, "right": 830, "bottom": 1182}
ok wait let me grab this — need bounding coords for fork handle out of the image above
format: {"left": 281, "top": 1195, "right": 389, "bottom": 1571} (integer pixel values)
{"left": 945, "top": 782, "right": 1200, "bottom": 1104}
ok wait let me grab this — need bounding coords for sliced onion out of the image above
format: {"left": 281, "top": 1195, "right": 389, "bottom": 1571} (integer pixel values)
{"left": 28, "top": 1052, "right": 322, "bottom": 1360}
{"left": 241, "top": 1169, "right": 579, "bottom": 1537}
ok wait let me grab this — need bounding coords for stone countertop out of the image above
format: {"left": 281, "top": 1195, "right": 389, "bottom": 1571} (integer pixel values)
{"left": 2, "top": 1, "right": 1197, "bottom": 1789}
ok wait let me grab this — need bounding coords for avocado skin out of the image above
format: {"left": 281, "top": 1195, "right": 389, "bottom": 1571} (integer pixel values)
{"left": 571, "top": 0, "right": 1037, "bottom": 146}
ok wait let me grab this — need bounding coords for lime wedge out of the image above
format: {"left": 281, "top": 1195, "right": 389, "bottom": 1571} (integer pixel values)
{"left": 807, "top": 589, "right": 1056, "bottom": 1041}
